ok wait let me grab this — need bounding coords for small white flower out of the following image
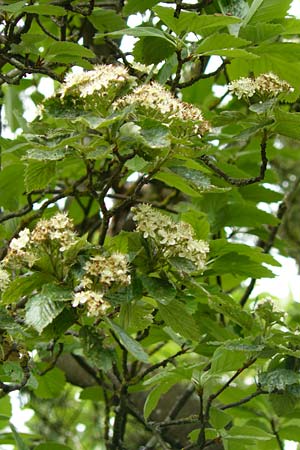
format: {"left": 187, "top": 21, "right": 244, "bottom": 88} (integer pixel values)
{"left": 132, "top": 204, "right": 209, "bottom": 271}
{"left": 10, "top": 228, "right": 30, "bottom": 251}
{"left": 114, "top": 82, "right": 210, "bottom": 136}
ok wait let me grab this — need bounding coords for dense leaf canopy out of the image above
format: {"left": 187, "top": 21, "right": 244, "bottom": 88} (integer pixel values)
{"left": 1, "top": 1, "right": 300, "bottom": 449}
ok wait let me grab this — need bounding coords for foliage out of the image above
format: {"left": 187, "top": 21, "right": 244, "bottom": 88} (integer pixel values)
{"left": 1, "top": 1, "right": 300, "bottom": 449}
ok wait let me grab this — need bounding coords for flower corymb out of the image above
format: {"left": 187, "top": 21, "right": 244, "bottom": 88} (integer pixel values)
{"left": 114, "top": 82, "right": 210, "bottom": 137}
{"left": 228, "top": 73, "right": 292, "bottom": 100}
{"left": 132, "top": 204, "right": 209, "bottom": 271}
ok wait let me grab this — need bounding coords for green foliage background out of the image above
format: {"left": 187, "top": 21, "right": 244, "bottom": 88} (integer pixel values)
{"left": 1, "top": 0, "right": 300, "bottom": 449}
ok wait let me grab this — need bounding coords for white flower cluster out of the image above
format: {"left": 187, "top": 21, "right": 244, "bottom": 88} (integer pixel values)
{"left": 72, "top": 253, "right": 130, "bottom": 316}
{"left": 73, "top": 290, "right": 110, "bottom": 317}
{"left": 0, "top": 268, "right": 10, "bottom": 291}
{"left": 31, "top": 213, "right": 76, "bottom": 252}
{"left": 59, "top": 64, "right": 131, "bottom": 105}
{"left": 228, "top": 73, "right": 292, "bottom": 100}
{"left": 3, "top": 212, "right": 77, "bottom": 268}
{"left": 114, "top": 82, "right": 210, "bottom": 136}
{"left": 132, "top": 204, "right": 209, "bottom": 271}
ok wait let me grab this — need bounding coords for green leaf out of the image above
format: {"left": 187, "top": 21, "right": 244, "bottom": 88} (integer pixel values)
{"left": 133, "top": 37, "right": 175, "bottom": 64}
{"left": 35, "top": 368, "right": 66, "bottom": 399}
{"left": 274, "top": 109, "right": 300, "bottom": 141}
{"left": 79, "top": 386, "right": 104, "bottom": 401}
{"left": 45, "top": 42, "right": 94, "bottom": 59}
{"left": 79, "top": 325, "right": 114, "bottom": 372}
{"left": 211, "top": 252, "right": 275, "bottom": 278}
{"left": 9, "top": 424, "right": 30, "bottom": 450}
{"left": 2, "top": 272, "right": 53, "bottom": 305}
{"left": 0, "top": 164, "right": 24, "bottom": 210}
{"left": 141, "top": 276, "right": 176, "bottom": 305}
{"left": 210, "top": 407, "right": 232, "bottom": 430}
{"left": 0, "top": 1, "right": 26, "bottom": 13}
{"left": 123, "top": 0, "right": 160, "bottom": 15}
{"left": 22, "top": 5, "right": 66, "bottom": 15}
{"left": 208, "top": 293, "right": 253, "bottom": 329}
{"left": 25, "top": 160, "right": 56, "bottom": 192}
{"left": 210, "top": 347, "right": 248, "bottom": 374}
{"left": 196, "top": 33, "right": 250, "bottom": 53}
{"left": 88, "top": 8, "right": 126, "bottom": 33}
{"left": 143, "top": 383, "right": 171, "bottom": 419}
{"left": 270, "top": 392, "right": 297, "bottom": 416}
{"left": 25, "top": 294, "right": 65, "bottom": 334}
{"left": 158, "top": 300, "right": 200, "bottom": 341}
{"left": 106, "top": 319, "right": 149, "bottom": 363}
{"left": 224, "top": 425, "right": 273, "bottom": 444}
{"left": 245, "top": 0, "right": 292, "bottom": 25}
{"left": 98, "top": 27, "right": 176, "bottom": 46}
{"left": 154, "top": 171, "right": 201, "bottom": 197}
{"left": 258, "top": 369, "right": 300, "bottom": 392}
{"left": 153, "top": 6, "right": 241, "bottom": 35}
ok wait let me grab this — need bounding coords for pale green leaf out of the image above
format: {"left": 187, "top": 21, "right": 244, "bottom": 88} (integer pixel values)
{"left": 35, "top": 368, "right": 66, "bottom": 399}
{"left": 158, "top": 300, "right": 200, "bottom": 341}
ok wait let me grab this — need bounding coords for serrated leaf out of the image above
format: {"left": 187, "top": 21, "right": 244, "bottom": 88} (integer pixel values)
{"left": 133, "top": 37, "right": 175, "bottom": 64}
{"left": 210, "top": 347, "right": 248, "bottom": 374}
{"left": 106, "top": 319, "right": 148, "bottom": 363}
{"left": 153, "top": 6, "right": 241, "bottom": 35}
{"left": 79, "top": 325, "right": 113, "bottom": 372}
{"left": 258, "top": 369, "right": 300, "bottom": 392}
{"left": 98, "top": 27, "right": 176, "bottom": 46}
{"left": 158, "top": 300, "right": 199, "bottom": 341}
{"left": 25, "top": 161, "right": 56, "bottom": 192}
{"left": 35, "top": 368, "right": 66, "bottom": 399}
{"left": 141, "top": 276, "right": 176, "bottom": 305}
{"left": 88, "top": 8, "right": 126, "bottom": 33}
{"left": 274, "top": 109, "right": 300, "bottom": 141}
{"left": 25, "top": 295, "right": 64, "bottom": 334}
{"left": 197, "top": 33, "right": 250, "bottom": 53}
{"left": 245, "top": 0, "right": 292, "bottom": 25}
{"left": 208, "top": 293, "right": 253, "bottom": 329}
{"left": 45, "top": 42, "right": 94, "bottom": 58}
{"left": 2, "top": 272, "right": 53, "bottom": 305}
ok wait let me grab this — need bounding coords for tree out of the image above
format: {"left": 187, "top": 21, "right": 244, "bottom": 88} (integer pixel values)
{"left": 1, "top": 0, "right": 300, "bottom": 449}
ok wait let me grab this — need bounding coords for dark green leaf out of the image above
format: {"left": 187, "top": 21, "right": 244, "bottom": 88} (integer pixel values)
{"left": 106, "top": 319, "right": 149, "bottom": 363}
{"left": 142, "top": 276, "right": 176, "bottom": 305}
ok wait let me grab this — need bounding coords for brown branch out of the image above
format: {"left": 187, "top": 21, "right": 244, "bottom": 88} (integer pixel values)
{"left": 201, "top": 128, "right": 268, "bottom": 187}
{"left": 221, "top": 389, "right": 267, "bottom": 410}
{"left": 172, "top": 60, "right": 229, "bottom": 89}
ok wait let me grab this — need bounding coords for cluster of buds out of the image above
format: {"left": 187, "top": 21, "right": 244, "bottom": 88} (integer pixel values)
{"left": 0, "top": 268, "right": 10, "bottom": 291}
{"left": 114, "top": 82, "right": 210, "bottom": 137}
{"left": 58, "top": 64, "right": 133, "bottom": 110}
{"left": 73, "top": 253, "right": 131, "bottom": 316}
{"left": 132, "top": 204, "right": 209, "bottom": 271}
{"left": 3, "top": 212, "right": 77, "bottom": 269}
{"left": 228, "top": 73, "right": 293, "bottom": 100}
